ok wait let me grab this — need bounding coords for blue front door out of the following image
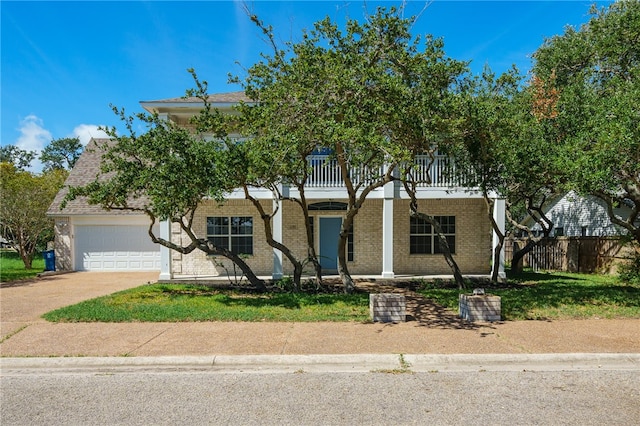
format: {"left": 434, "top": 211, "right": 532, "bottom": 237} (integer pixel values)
{"left": 319, "top": 217, "right": 341, "bottom": 271}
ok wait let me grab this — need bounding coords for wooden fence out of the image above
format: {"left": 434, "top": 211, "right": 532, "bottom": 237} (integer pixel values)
{"left": 504, "top": 237, "right": 632, "bottom": 273}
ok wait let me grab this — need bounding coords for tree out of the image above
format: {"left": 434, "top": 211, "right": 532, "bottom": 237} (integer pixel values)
{"left": 64, "top": 109, "right": 267, "bottom": 291}
{"left": 236, "top": 7, "right": 470, "bottom": 292}
{"left": 0, "top": 164, "right": 67, "bottom": 269}
{"left": 40, "top": 137, "right": 83, "bottom": 171}
{"left": 188, "top": 70, "right": 324, "bottom": 292}
{"left": 453, "top": 62, "right": 584, "bottom": 276}
{"left": 0, "top": 145, "right": 36, "bottom": 171}
{"left": 532, "top": 1, "right": 640, "bottom": 244}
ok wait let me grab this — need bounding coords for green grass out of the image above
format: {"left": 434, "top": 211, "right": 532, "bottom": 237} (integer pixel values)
{"left": 0, "top": 249, "right": 45, "bottom": 282}
{"left": 40, "top": 270, "right": 640, "bottom": 323}
{"left": 417, "top": 271, "right": 640, "bottom": 320}
{"left": 43, "top": 284, "right": 370, "bottom": 322}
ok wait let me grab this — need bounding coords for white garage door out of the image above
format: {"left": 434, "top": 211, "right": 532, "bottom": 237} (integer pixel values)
{"left": 75, "top": 225, "right": 160, "bottom": 271}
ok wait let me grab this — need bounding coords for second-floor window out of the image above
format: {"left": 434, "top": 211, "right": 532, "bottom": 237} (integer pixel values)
{"left": 207, "top": 216, "right": 253, "bottom": 255}
{"left": 410, "top": 216, "right": 456, "bottom": 254}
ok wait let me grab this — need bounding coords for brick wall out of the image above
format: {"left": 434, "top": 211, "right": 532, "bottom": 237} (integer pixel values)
{"left": 174, "top": 197, "right": 492, "bottom": 277}
{"left": 279, "top": 199, "right": 383, "bottom": 275}
{"left": 54, "top": 217, "right": 72, "bottom": 271}
{"left": 173, "top": 199, "right": 274, "bottom": 276}
{"left": 393, "top": 198, "right": 492, "bottom": 275}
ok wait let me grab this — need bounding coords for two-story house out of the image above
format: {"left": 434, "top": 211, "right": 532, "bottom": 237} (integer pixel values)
{"left": 48, "top": 92, "right": 506, "bottom": 282}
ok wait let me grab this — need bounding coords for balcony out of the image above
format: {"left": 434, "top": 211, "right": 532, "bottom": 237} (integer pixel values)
{"left": 306, "top": 154, "right": 466, "bottom": 188}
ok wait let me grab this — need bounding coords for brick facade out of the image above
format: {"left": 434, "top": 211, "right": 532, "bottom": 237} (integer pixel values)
{"left": 393, "top": 198, "right": 491, "bottom": 275}
{"left": 171, "top": 197, "right": 492, "bottom": 277}
{"left": 53, "top": 217, "right": 72, "bottom": 271}
{"left": 172, "top": 199, "right": 274, "bottom": 277}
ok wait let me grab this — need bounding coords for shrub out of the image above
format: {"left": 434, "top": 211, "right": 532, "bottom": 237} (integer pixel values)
{"left": 618, "top": 250, "right": 640, "bottom": 285}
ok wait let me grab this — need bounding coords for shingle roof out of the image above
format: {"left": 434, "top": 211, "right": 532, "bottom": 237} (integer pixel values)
{"left": 47, "top": 139, "right": 145, "bottom": 216}
{"left": 141, "top": 91, "right": 251, "bottom": 104}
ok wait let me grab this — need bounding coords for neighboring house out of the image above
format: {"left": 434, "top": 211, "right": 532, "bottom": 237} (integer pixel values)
{"left": 0, "top": 237, "right": 10, "bottom": 248}
{"left": 524, "top": 191, "right": 637, "bottom": 237}
{"left": 48, "top": 92, "right": 506, "bottom": 281}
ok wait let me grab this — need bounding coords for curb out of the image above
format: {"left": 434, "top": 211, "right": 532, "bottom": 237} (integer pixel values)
{"left": 2, "top": 353, "right": 639, "bottom": 374}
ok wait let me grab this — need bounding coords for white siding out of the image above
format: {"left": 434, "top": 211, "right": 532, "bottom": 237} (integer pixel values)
{"left": 531, "top": 192, "right": 629, "bottom": 237}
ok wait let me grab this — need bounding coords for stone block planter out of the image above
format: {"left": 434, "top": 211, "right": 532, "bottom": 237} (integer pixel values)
{"left": 459, "top": 294, "right": 501, "bottom": 322}
{"left": 370, "top": 293, "right": 406, "bottom": 323}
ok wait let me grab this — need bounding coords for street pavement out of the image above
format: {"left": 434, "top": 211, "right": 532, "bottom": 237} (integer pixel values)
{"left": 2, "top": 272, "right": 639, "bottom": 425}
{"left": 3, "top": 368, "right": 639, "bottom": 425}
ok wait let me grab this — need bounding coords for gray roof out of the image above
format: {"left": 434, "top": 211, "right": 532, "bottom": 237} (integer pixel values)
{"left": 47, "top": 139, "right": 145, "bottom": 217}
{"left": 141, "top": 91, "right": 251, "bottom": 105}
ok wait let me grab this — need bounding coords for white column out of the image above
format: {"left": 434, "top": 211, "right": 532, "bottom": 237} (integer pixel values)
{"left": 155, "top": 112, "right": 172, "bottom": 281}
{"left": 492, "top": 198, "right": 507, "bottom": 282}
{"left": 381, "top": 179, "right": 395, "bottom": 278}
{"left": 272, "top": 185, "right": 288, "bottom": 280}
{"left": 158, "top": 219, "right": 172, "bottom": 281}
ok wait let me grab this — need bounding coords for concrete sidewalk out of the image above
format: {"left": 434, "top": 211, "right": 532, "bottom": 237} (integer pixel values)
{"left": 1, "top": 272, "right": 639, "bottom": 359}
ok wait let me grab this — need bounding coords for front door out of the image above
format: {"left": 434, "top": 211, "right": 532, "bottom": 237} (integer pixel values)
{"left": 319, "top": 217, "right": 341, "bottom": 272}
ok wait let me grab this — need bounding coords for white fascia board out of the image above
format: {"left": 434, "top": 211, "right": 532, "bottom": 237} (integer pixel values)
{"left": 70, "top": 215, "right": 152, "bottom": 226}
{"left": 140, "top": 101, "right": 256, "bottom": 115}
{"left": 397, "top": 187, "right": 484, "bottom": 199}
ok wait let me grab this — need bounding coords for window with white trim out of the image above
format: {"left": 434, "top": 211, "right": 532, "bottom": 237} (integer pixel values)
{"left": 410, "top": 216, "right": 455, "bottom": 254}
{"left": 207, "top": 216, "right": 253, "bottom": 255}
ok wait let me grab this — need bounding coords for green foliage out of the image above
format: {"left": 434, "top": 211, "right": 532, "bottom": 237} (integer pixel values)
{"left": 0, "top": 249, "right": 45, "bottom": 281}
{"left": 418, "top": 271, "right": 640, "bottom": 320}
{"left": 0, "top": 145, "right": 36, "bottom": 170}
{"left": 63, "top": 105, "right": 268, "bottom": 289}
{"left": 0, "top": 164, "right": 67, "bottom": 269}
{"left": 532, "top": 1, "right": 640, "bottom": 242}
{"left": 42, "top": 284, "right": 370, "bottom": 322}
{"left": 618, "top": 250, "right": 640, "bottom": 285}
{"left": 68, "top": 110, "right": 229, "bottom": 222}
{"left": 40, "top": 137, "right": 83, "bottom": 171}
{"left": 232, "top": 6, "right": 470, "bottom": 292}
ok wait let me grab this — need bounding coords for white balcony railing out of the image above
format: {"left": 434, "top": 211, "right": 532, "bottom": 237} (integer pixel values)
{"left": 306, "top": 154, "right": 468, "bottom": 188}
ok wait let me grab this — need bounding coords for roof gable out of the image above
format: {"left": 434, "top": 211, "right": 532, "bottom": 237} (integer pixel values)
{"left": 47, "top": 138, "right": 145, "bottom": 216}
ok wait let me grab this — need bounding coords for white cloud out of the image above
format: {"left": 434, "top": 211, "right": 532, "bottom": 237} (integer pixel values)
{"left": 70, "top": 124, "right": 109, "bottom": 146}
{"left": 16, "top": 115, "right": 52, "bottom": 154}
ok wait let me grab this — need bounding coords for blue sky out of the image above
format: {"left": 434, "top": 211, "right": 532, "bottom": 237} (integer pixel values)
{"left": 2, "top": 1, "right": 610, "bottom": 171}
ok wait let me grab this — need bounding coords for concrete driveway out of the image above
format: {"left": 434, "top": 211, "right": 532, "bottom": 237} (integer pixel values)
{"left": 0, "top": 272, "right": 157, "bottom": 340}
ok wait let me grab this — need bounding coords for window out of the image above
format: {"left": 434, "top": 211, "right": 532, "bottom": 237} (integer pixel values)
{"left": 410, "top": 216, "right": 455, "bottom": 254}
{"left": 555, "top": 227, "right": 564, "bottom": 237}
{"left": 347, "top": 223, "right": 354, "bottom": 262}
{"left": 207, "top": 216, "right": 253, "bottom": 255}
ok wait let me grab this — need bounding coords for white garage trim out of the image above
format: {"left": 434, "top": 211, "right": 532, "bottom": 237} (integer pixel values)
{"left": 74, "top": 223, "right": 160, "bottom": 272}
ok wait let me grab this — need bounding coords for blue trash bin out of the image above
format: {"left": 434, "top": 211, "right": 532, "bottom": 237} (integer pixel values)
{"left": 43, "top": 250, "right": 55, "bottom": 271}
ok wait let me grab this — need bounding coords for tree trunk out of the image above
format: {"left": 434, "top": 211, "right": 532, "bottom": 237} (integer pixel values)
{"left": 337, "top": 207, "right": 358, "bottom": 293}
{"left": 408, "top": 197, "right": 465, "bottom": 290}
{"left": 511, "top": 239, "right": 536, "bottom": 274}
{"left": 246, "top": 188, "right": 304, "bottom": 291}
{"left": 20, "top": 250, "right": 33, "bottom": 270}
{"left": 16, "top": 231, "right": 35, "bottom": 270}
{"left": 337, "top": 231, "right": 355, "bottom": 294}
{"left": 297, "top": 190, "right": 323, "bottom": 286}
{"left": 491, "top": 240, "right": 504, "bottom": 282}
{"left": 220, "top": 249, "right": 267, "bottom": 291}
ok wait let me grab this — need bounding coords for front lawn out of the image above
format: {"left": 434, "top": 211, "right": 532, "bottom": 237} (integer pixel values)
{"left": 42, "top": 284, "right": 370, "bottom": 322}
{"left": 41, "top": 271, "right": 640, "bottom": 323}
{"left": 0, "top": 249, "right": 45, "bottom": 282}
{"left": 417, "top": 271, "right": 640, "bottom": 320}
